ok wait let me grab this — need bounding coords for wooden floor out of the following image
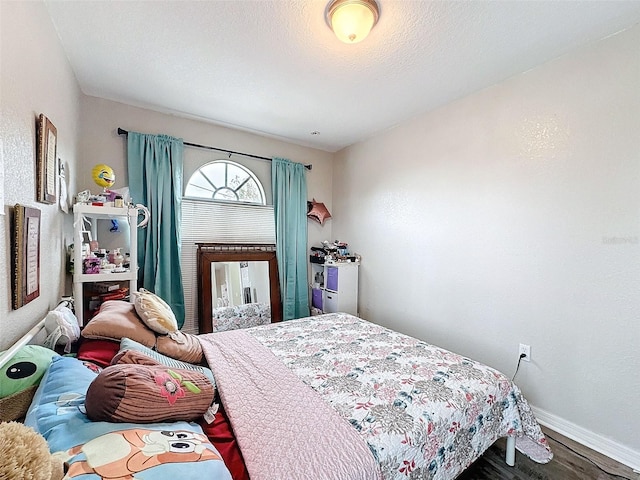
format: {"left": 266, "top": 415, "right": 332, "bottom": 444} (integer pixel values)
{"left": 458, "top": 427, "right": 638, "bottom": 480}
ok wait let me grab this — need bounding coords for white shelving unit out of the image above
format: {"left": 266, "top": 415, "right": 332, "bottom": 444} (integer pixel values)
{"left": 311, "top": 261, "right": 359, "bottom": 316}
{"left": 73, "top": 204, "right": 139, "bottom": 325}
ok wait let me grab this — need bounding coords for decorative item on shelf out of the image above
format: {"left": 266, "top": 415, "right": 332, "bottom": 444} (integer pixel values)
{"left": 97, "top": 249, "right": 110, "bottom": 272}
{"left": 310, "top": 246, "right": 326, "bottom": 264}
{"left": 110, "top": 248, "right": 124, "bottom": 268}
{"left": 76, "top": 190, "right": 91, "bottom": 204}
{"left": 83, "top": 257, "right": 100, "bottom": 275}
{"left": 103, "top": 190, "right": 118, "bottom": 202}
{"left": 92, "top": 164, "right": 116, "bottom": 191}
{"left": 307, "top": 199, "right": 332, "bottom": 225}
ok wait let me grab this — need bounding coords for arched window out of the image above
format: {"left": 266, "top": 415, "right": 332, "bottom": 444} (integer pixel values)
{"left": 185, "top": 160, "right": 266, "bottom": 205}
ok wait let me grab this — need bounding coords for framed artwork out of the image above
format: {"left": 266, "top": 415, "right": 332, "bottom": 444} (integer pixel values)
{"left": 12, "top": 204, "right": 41, "bottom": 309}
{"left": 36, "top": 114, "right": 57, "bottom": 204}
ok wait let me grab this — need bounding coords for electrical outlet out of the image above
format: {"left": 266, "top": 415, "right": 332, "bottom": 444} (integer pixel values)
{"left": 519, "top": 343, "right": 531, "bottom": 362}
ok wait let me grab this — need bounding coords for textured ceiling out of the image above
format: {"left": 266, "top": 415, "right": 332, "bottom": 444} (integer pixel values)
{"left": 45, "top": 1, "right": 640, "bottom": 152}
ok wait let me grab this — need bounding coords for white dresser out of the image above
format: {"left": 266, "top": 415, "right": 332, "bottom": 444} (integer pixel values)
{"left": 311, "top": 262, "right": 359, "bottom": 316}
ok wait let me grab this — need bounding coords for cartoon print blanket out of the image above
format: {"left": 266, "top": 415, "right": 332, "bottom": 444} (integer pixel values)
{"left": 25, "top": 356, "right": 230, "bottom": 480}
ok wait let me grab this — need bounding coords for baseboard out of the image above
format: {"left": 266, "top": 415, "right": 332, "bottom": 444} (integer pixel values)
{"left": 531, "top": 405, "right": 640, "bottom": 472}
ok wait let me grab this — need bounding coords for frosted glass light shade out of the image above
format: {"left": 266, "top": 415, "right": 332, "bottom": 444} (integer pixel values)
{"left": 327, "top": 0, "right": 379, "bottom": 44}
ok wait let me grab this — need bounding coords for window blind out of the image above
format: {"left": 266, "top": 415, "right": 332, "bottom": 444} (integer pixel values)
{"left": 180, "top": 199, "right": 275, "bottom": 333}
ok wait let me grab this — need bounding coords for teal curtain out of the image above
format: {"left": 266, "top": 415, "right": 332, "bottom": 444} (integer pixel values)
{"left": 127, "top": 132, "right": 185, "bottom": 328}
{"left": 272, "top": 157, "right": 310, "bottom": 320}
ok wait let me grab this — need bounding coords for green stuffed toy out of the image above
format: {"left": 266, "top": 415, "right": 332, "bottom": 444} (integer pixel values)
{"left": 0, "top": 345, "right": 58, "bottom": 421}
{"left": 0, "top": 345, "right": 58, "bottom": 399}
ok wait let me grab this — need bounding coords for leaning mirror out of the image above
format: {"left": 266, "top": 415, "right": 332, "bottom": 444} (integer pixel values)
{"left": 197, "top": 244, "right": 282, "bottom": 333}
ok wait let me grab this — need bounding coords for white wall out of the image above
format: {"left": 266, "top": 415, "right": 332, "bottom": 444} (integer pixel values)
{"left": 0, "top": 1, "right": 81, "bottom": 350}
{"left": 333, "top": 25, "right": 640, "bottom": 464}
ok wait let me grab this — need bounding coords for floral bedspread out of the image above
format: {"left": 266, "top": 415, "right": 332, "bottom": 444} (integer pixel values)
{"left": 245, "top": 313, "right": 552, "bottom": 480}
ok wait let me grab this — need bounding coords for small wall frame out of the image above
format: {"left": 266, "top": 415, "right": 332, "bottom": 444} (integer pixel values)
{"left": 36, "top": 114, "right": 57, "bottom": 204}
{"left": 12, "top": 204, "right": 41, "bottom": 309}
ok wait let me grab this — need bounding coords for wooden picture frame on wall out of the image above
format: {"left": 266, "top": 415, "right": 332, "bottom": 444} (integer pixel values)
{"left": 36, "top": 114, "right": 57, "bottom": 204}
{"left": 12, "top": 204, "right": 41, "bottom": 309}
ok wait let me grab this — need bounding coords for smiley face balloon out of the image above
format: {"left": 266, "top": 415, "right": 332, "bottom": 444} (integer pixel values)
{"left": 92, "top": 164, "right": 115, "bottom": 189}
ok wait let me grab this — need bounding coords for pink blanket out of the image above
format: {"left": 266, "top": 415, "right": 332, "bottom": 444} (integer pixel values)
{"left": 199, "top": 330, "right": 383, "bottom": 480}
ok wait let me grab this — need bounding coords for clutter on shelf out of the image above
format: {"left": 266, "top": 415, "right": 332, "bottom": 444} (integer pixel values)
{"left": 75, "top": 187, "right": 131, "bottom": 208}
{"left": 72, "top": 164, "right": 132, "bottom": 208}
{"left": 309, "top": 240, "right": 360, "bottom": 265}
{"left": 68, "top": 243, "right": 131, "bottom": 276}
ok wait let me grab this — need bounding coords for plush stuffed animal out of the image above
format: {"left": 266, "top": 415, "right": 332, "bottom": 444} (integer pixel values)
{"left": 0, "top": 421, "right": 65, "bottom": 480}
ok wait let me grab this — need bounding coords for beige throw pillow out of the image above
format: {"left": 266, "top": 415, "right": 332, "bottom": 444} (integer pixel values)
{"left": 132, "top": 288, "right": 179, "bottom": 337}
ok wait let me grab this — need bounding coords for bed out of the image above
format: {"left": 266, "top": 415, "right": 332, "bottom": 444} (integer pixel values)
{"left": 7, "top": 304, "right": 551, "bottom": 479}
{"left": 199, "top": 313, "right": 552, "bottom": 480}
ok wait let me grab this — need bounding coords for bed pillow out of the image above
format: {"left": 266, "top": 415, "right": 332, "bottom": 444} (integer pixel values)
{"left": 85, "top": 363, "right": 214, "bottom": 423}
{"left": 156, "top": 331, "right": 204, "bottom": 364}
{"left": 24, "top": 356, "right": 231, "bottom": 480}
{"left": 76, "top": 338, "right": 121, "bottom": 367}
{"left": 132, "top": 288, "right": 179, "bottom": 336}
{"left": 81, "top": 300, "right": 156, "bottom": 348}
{"left": 117, "top": 338, "right": 214, "bottom": 384}
{"left": 82, "top": 301, "right": 203, "bottom": 364}
{"left": 112, "top": 348, "right": 165, "bottom": 367}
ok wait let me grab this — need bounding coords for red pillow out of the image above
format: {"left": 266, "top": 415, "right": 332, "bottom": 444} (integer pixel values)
{"left": 76, "top": 339, "right": 121, "bottom": 367}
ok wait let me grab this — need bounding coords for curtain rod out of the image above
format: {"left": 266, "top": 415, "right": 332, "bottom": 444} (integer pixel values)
{"left": 117, "top": 128, "right": 312, "bottom": 170}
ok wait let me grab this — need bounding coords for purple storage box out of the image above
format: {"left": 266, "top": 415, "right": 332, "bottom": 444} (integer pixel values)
{"left": 326, "top": 267, "right": 338, "bottom": 291}
{"left": 311, "top": 288, "right": 323, "bottom": 309}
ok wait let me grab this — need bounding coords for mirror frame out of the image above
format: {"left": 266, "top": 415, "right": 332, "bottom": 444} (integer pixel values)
{"left": 197, "top": 243, "right": 283, "bottom": 334}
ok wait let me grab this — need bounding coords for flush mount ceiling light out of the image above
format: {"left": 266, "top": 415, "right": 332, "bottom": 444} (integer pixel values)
{"left": 325, "top": 0, "right": 380, "bottom": 44}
